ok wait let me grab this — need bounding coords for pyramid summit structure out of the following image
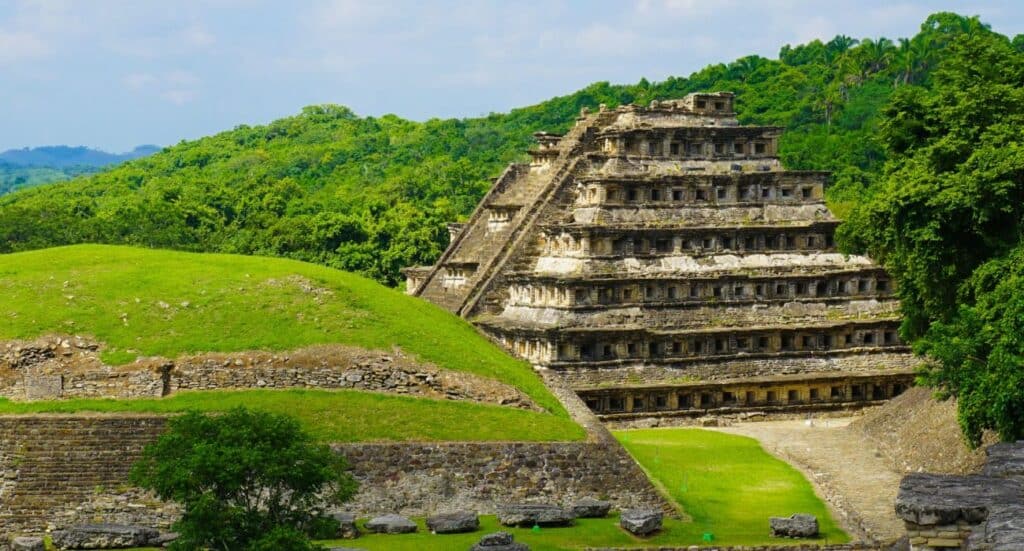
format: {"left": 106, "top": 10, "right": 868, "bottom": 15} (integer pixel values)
{"left": 405, "top": 92, "right": 916, "bottom": 420}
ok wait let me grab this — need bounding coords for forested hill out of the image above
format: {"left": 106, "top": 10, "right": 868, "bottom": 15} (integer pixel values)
{"left": 0, "top": 145, "right": 160, "bottom": 196}
{"left": 0, "top": 12, "right": 1011, "bottom": 286}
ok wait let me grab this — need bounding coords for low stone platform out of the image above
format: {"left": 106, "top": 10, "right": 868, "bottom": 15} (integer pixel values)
{"left": 895, "top": 441, "right": 1024, "bottom": 550}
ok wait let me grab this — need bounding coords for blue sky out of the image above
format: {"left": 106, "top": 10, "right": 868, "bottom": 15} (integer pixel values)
{"left": 2, "top": 1, "right": 1022, "bottom": 152}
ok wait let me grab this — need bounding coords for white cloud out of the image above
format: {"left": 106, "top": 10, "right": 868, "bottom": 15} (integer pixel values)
{"left": 180, "top": 24, "right": 215, "bottom": 49}
{"left": 123, "top": 72, "right": 157, "bottom": 90}
{"left": 122, "top": 70, "right": 200, "bottom": 105}
{"left": 159, "top": 89, "right": 198, "bottom": 106}
{"left": 0, "top": 29, "right": 50, "bottom": 64}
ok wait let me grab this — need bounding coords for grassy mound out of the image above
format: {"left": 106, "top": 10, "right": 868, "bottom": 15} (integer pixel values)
{"left": 0, "top": 389, "right": 583, "bottom": 442}
{"left": 0, "top": 245, "right": 585, "bottom": 441}
{"left": 616, "top": 428, "right": 847, "bottom": 545}
{"left": 0, "top": 244, "right": 562, "bottom": 411}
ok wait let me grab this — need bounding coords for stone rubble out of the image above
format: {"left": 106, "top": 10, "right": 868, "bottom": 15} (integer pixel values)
{"left": 496, "top": 503, "right": 575, "bottom": 527}
{"left": 619, "top": 508, "right": 663, "bottom": 536}
{"left": 769, "top": 513, "right": 819, "bottom": 538}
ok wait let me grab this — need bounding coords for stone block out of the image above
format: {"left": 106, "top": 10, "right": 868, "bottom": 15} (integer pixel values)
{"left": 50, "top": 524, "right": 160, "bottom": 549}
{"left": 769, "top": 513, "right": 819, "bottom": 538}
{"left": 497, "top": 503, "right": 574, "bottom": 527}
{"left": 619, "top": 508, "right": 662, "bottom": 536}
{"left": 895, "top": 472, "right": 1021, "bottom": 525}
{"left": 470, "top": 531, "right": 529, "bottom": 550}
{"left": 571, "top": 497, "right": 611, "bottom": 518}
{"left": 364, "top": 514, "right": 417, "bottom": 534}
{"left": 425, "top": 511, "right": 478, "bottom": 534}
{"left": 11, "top": 537, "right": 45, "bottom": 551}
{"left": 925, "top": 537, "right": 962, "bottom": 547}
{"left": 329, "top": 512, "right": 359, "bottom": 538}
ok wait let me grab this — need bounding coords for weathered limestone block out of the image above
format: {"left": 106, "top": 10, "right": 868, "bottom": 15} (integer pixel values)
{"left": 965, "top": 504, "right": 1024, "bottom": 551}
{"left": 470, "top": 531, "right": 530, "bottom": 551}
{"left": 770, "top": 513, "right": 819, "bottom": 538}
{"left": 425, "top": 511, "right": 479, "bottom": 533}
{"left": 497, "top": 503, "right": 575, "bottom": 527}
{"left": 619, "top": 508, "right": 663, "bottom": 536}
{"left": 982, "top": 441, "right": 1024, "bottom": 479}
{"left": 50, "top": 524, "right": 159, "bottom": 549}
{"left": 364, "top": 513, "right": 417, "bottom": 534}
{"left": 571, "top": 497, "right": 611, "bottom": 518}
{"left": 329, "top": 512, "right": 359, "bottom": 538}
{"left": 895, "top": 473, "right": 1021, "bottom": 525}
{"left": 10, "top": 537, "right": 44, "bottom": 551}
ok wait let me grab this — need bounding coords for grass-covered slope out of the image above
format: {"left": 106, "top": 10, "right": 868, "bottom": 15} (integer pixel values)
{"left": 0, "top": 244, "right": 566, "bottom": 416}
{"left": 616, "top": 428, "right": 847, "bottom": 545}
{"left": 0, "top": 389, "right": 583, "bottom": 442}
{"left": 0, "top": 13, "right": 997, "bottom": 285}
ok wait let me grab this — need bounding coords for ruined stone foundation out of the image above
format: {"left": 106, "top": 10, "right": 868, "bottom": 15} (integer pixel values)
{"left": 407, "top": 92, "right": 916, "bottom": 418}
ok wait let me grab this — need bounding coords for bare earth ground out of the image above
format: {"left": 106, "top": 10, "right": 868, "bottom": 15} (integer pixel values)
{"left": 710, "top": 417, "right": 905, "bottom": 544}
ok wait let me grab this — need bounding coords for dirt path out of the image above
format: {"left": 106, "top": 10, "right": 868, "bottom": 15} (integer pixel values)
{"left": 709, "top": 418, "right": 904, "bottom": 544}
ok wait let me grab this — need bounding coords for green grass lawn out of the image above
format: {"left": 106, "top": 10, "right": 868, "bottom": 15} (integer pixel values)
{"left": 0, "top": 244, "right": 563, "bottom": 414}
{"left": 615, "top": 428, "right": 848, "bottom": 546}
{"left": 0, "top": 388, "right": 584, "bottom": 442}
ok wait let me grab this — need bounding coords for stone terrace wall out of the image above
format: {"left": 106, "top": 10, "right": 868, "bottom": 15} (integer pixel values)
{"left": 338, "top": 441, "right": 666, "bottom": 516}
{"left": 0, "top": 415, "right": 668, "bottom": 537}
{"left": 554, "top": 352, "right": 918, "bottom": 388}
{"left": 0, "top": 336, "right": 538, "bottom": 410}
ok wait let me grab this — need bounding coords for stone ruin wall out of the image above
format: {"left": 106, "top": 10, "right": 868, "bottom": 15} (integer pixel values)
{"left": 549, "top": 352, "right": 919, "bottom": 387}
{"left": 0, "top": 415, "right": 669, "bottom": 538}
{"left": 895, "top": 441, "right": 1024, "bottom": 551}
{"left": 0, "top": 336, "right": 539, "bottom": 411}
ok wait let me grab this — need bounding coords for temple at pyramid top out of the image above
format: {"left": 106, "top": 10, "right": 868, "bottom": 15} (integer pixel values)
{"left": 404, "top": 92, "right": 916, "bottom": 419}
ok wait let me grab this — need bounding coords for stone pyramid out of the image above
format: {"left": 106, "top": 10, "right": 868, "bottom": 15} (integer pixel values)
{"left": 406, "top": 92, "right": 916, "bottom": 419}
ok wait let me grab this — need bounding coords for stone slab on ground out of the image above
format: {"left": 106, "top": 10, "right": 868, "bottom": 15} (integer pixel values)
{"left": 619, "top": 508, "right": 662, "bottom": 536}
{"left": 770, "top": 513, "right": 819, "bottom": 538}
{"left": 571, "top": 497, "right": 611, "bottom": 518}
{"left": 425, "top": 510, "right": 479, "bottom": 533}
{"left": 50, "top": 524, "right": 160, "bottom": 549}
{"left": 364, "top": 513, "right": 417, "bottom": 534}
{"left": 329, "top": 512, "right": 359, "bottom": 538}
{"left": 10, "top": 537, "right": 45, "bottom": 551}
{"left": 497, "top": 503, "right": 574, "bottom": 527}
{"left": 470, "top": 531, "right": 530, "bottom": 550}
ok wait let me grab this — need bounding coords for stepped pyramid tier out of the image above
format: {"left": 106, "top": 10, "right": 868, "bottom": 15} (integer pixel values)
{"left": 405, "top": 92, "right": 916, "bottom": 420}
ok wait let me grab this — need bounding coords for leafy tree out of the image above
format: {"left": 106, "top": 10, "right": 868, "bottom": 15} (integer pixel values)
{"left": 130, "top": 408, "right": 357, "bottom": 550}
{"left": 840, "top": 31, "right": 1024, "bottom": 445}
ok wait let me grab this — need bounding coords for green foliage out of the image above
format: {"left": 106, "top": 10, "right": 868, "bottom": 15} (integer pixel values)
{"left": 0, "top": 13, "right": 994, "bottom": 286}
{"left": 615, "top": 428, "right": 847, "bottom": 545}
{"left": 130, "top": 408, "right": 356, "bottom": 550}
{"left": 0, "top": 244, "right": 566, "bottom": 414}
{"left": 840, "top": 30, "right": 1024, "bottom": 445}
{"left": 0, "top": 388, "right": 586, "bottom": 442}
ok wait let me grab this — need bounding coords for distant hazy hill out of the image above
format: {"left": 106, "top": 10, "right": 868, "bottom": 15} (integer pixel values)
{"left": 0, "top": 145, "right": 160, "bottom": 196}
{"left": 0, "top": 145, "right": 160, "bottom": 169}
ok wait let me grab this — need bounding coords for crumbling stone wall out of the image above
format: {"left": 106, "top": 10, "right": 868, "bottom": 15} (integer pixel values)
{"left": 552, "top": 352, "right": 918, "bottom": 387}
{"left": 895, "top": 441, "right": 1024, "bottom": 550}
{"left": 0, "top": 414, "right": 668, "bottom": 537}
{"left": 0, "top": 336, "right": 538, "bottom": 411}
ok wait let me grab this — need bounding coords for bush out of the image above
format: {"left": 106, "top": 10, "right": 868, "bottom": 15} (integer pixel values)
{"left": 130, "top": 407, "right": 357, "bottom": 550}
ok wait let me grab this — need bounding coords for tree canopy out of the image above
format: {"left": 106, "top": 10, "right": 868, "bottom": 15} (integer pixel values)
{"left": 840, "top": 30, "right": 1024, "bottom": 445}
{"left": 130, "top": 407, "right": 357, "bottom": 550}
